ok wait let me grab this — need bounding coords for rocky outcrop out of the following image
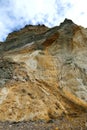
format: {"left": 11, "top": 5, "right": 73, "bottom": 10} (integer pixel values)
{"left": 0, "top": 19, "right": 87, "bottom": 122}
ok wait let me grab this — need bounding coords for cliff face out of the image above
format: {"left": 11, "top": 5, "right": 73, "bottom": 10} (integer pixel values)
{"left": 0, "top": 19, "right": 87, "bottom": 122}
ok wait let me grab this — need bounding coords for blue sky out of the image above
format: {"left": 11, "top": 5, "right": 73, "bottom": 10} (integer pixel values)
{"left": 0, "top": 0, "right": 87, "bottom": 41}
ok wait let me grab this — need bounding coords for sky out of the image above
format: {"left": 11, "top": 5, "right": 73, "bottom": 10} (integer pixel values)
{"left": 0, "top": 0, "right": 87, "bottom": 41}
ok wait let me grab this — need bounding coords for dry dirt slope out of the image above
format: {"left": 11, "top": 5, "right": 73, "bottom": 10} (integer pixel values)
{"left": 0, "top": 19, "right": 87, "bottom": 126}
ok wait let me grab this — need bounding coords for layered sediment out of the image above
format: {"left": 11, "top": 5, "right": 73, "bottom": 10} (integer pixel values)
{"left": 0, "top": 19, "right": 87, "bottom": 122}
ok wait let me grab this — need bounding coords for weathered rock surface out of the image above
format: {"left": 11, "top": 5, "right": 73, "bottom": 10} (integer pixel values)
{"left": 0, "top": 19, "right": 87, "bottom": 122}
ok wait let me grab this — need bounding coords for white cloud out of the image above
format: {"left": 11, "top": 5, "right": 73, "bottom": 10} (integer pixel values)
{"left": 0, "top": 0, "right": 87, "bottom": 41}
{"left": 59, "top": 0, "right": 87, "bottom": 26}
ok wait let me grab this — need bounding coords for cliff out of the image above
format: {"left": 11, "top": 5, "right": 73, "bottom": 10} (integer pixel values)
{"left": 0, "top": 19, "right": 87, "bottom": 122}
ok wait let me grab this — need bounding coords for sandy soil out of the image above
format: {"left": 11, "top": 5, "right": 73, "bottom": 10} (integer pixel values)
{"left": 0, "top": 112, "right": 87, "bottom": 130}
